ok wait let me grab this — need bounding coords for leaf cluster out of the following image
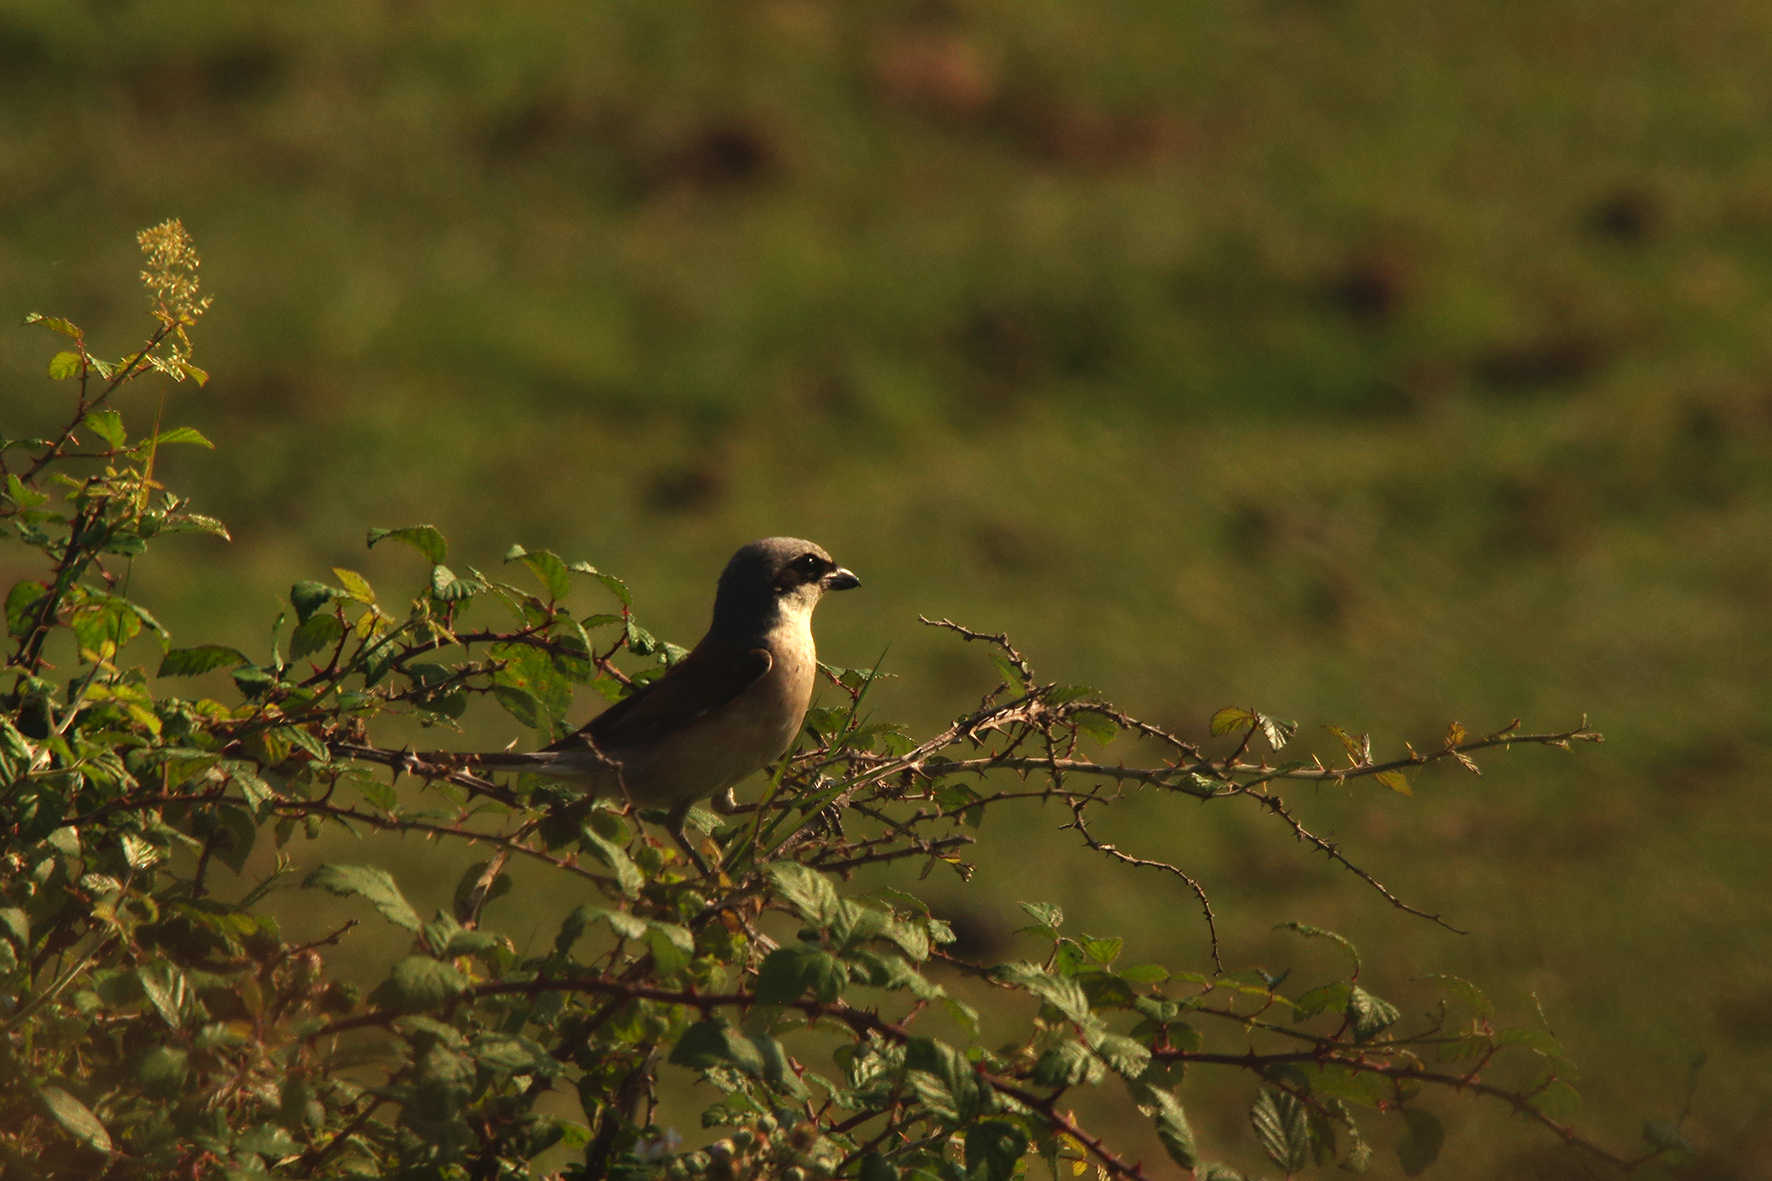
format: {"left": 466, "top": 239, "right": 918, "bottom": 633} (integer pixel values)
{"left": 0, "top": 230, "right": 1679, "bottom": 1181}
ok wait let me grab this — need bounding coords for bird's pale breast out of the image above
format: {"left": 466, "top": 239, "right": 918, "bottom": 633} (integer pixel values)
{"left": 619, "top": 618, "right": 817, "bottom": 807}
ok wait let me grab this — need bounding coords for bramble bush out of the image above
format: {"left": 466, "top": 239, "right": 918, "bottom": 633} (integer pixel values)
{"left": 0, "top": 226, "right": 1687, "bottom": 1180}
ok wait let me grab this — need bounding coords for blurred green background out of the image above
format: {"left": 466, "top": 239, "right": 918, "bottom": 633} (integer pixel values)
{"left": 6, "top": 0, "right": 1772, "bottom": 1175}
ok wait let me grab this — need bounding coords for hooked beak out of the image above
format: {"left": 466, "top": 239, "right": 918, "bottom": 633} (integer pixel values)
{"left": 822, "top": 567, "right": 861, "bottom": 591}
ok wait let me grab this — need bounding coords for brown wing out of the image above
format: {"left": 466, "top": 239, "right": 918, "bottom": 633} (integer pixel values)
{"left": 546, "top": 640, "right": 773, "bottom": 755}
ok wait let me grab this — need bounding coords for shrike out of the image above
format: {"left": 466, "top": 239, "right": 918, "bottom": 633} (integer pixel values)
{"left": 449, "top": 537, "right": 858, "bottom": 856}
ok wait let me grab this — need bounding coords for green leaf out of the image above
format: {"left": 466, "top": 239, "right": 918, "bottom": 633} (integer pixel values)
{"left": 769, "top": 862, "right": 841, "bottom": 927}
{"left": 289, "top": 614, "right": 345, "bottom": 661}
{"left": 5, "top": 580, "right": 47, "bottom": 638}
{"left": 1209, "top": 706, "right": 1256, "bottom": 736}
{"left": 994, "top": 962, "right": 1094, "bottom": 1029}
{"left": 39, "top": 1086, "right": 111, "bottom": 1153}
{"left": 26, "top": 313, "right": 82, "bottom": 339}
{"left": 1346, "top": 986, "right": 1401, "bottom": 1041}
{"left": 1397, "top": 1109, "right": 1444, "bottom": 1176}
{"left": 1534, "top": 1081, "right": 1582, "bottom": 1119}
{"left": 645, "top": 922, "right": 695, "bottom": 975}
{"left": 964, "top": 1121, "right": 1028, "bottom": 1181}
{"left": 1373, "top": 769, "right": 1413, "bottom": 796}
{"left": 470, "top": 1033, "right": 558, "bottom": 1078}
{"left": 573, "top": 563, "right": 631, "bottom": 608}
{"left": 0, "top": 907, "right": 29, "bottom": 950}
{"left": 1031, "top": 1040, "right": 1102, "bottom": 1088}
{"left": 505, "top": 545, "right": 572, "bottom": 601}
{"left": 1074, "top": 711, "right": 1118, "bottom": 747}
{"left": 430, "top": 563, "right": 483, "bottom": 601}
{"left": 289, "top": 580, "right": 343, "bottom": 624}
{"left": 669, "top": 1019, "right": 736, "bottom": 1071}
{"left": 903, "top": 1036, "right": 989, "bottom": 1125}
{"left": 47, "top": 351, "right": 83, "bottom": 381}
{"left": 1128, "top": 1079, "right": 1198, "bottom": 1170}
{"left": 158, "top": 645, "right": 250, "bottom": 677}
{"left": 1290, "top": 981, "right": 1352, "bottom": 1023}
{"left": 84, "top": 409, "right": 125, "bottom": 447}
{"left": 754, "top": 946, "right": 846, "bottom": 1004}
{"left": 1258, "top": 714, "right": 1297, "bottom": 750}
{"left": 1424, "top": 973, "right": 1494, "bottom": 1019}
{"left": 1251, "top": 1088, "right": 1313, "bottom": 1172}
{"left": 303, "top": 864, "right": 422, "bottom": 931}
{"left": 236, "top": 1124, "right": 299, "bottom": 1158}
{"left": 369, "top": 956, "right": 471, "bottom": 1013}
{"left": 332, "top": 567, "right": 375, "bottom": 603}
{"left": 988, "top": 652, "right": 1029, "bottom": 690}
{"left": 1275, "top": 922, "right": 1361, "bottom": 975}
{"left": 1119, "top": 964, "right": 1169, "bottom": 985}
{"left": 580, "top": 827, "right": 642, "bottom": 898}
{"left": 367, "top": 524, "right": 448, "bottom": 564}
{"left": 148, "top": 425, "right": 212, "bottom": 448}
{"left": 135, "top": 1045, "right": 188, "bottom": 1094}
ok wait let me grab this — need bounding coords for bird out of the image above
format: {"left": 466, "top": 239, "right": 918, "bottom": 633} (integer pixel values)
{"left": 436, "top": 538, "right": 858, "bottom": 863}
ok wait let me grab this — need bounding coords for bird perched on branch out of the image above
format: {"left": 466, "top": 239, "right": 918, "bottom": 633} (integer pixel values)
{"left": 439, "top": 537, "right": 858, "bottom": 859}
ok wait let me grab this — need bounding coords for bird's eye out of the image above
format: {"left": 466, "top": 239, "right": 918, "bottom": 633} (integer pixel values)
{"left": 796, "top": 554, "right": 823, "bottom": 572}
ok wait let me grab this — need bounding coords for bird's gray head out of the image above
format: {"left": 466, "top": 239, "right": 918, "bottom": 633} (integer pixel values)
{"left": 711, "top": 537, "right": 859, "bottom": 638}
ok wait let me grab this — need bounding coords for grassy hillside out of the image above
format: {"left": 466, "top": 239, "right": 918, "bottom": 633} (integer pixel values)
{"left": 6, "top": 0, "right": 1772, "bottom": 1174}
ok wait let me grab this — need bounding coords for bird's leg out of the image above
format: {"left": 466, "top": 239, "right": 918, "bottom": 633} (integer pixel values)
{"left": 665, "top": 799, "right": 711, "bottom": 875}
{"left": 710, "top": 787, "right": 740, "bottom": 815}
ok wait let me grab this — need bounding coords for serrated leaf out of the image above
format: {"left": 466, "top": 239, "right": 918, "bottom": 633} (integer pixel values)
{"left": 1031, "top": 1040, "right": 1102, "bottom": 1088}
{"left": 5, "top": 581, "right": 47, "bottom": 639}
{"left": 1275, "top": 922, "right": 1361, "bottom": 974}
{"left": 505, "top": 545, "right": 572, "bottom": 601}
{"left": 769, "top": 862, "right": 840, "bottom": 927}
{"left": 1290, "top": 981, "right": 1352, "bottom": 1022}
{"left": 470, "top": 1033, "right": 558, "bottom": 1078}
{"left": 995, "top": 962, "right": 1094, "bottom": 1028}
{"left": 157, "top": 645, "right": 250, "bottom": 677}
{"left": 1257, "top": 714, "right": 1297, "bottom": 750}
{"left": 755, "top": 946, "right": 846, "bottom": 1004}
{"left": 236, "top": 1124, "right": 299, "bottom": 1158}
{"left": 1128, "top": 1079, "right": 1198, "bottom": 1170}
{"left": 988, "top": 652, "right": 1028, "bottom": 689}
{"left": 1074, "top": 711, "right": 1118, "bottom": 747}
{"left": 84, "top": 409, "right": 125, "bottom": 446}
{"left": 1018, "top": 901, "right": 1064, "bottom": 930}
{"left": 1424, "top": 973, "right": 1493, "bottom": 1019}
{"left": 332, "top": 567, "right": 375, "bottom": 603}
{"left": 149, "top": 426, "right": 212, "bottom": 448}
{"left": 48, "top": 351, "right": 83, "bottom": 381}
{"left": 1326, "top": 724, "right": 1369, "bottom": 763}
{"left": 39, "top": 1087, "right": 111, "bottom": 1153}
{"left": 1251, "top": 1089, "right": 1313, "bottom": 1172}
{"left": 964, "top": 1121, "right": 1028, "bottom": 1181}
{"left": 1210, "top": 706, "right": 1256, "bottom": 737}
{"left": 26, "top": 314, "right": 81, "bottom": 339}
{"left": 580, "top": 828, "right": 642, "bottom": 898}
{"left": 1347, "top": 986, "right": 1401, "bottom": 1041}
{"left": 1533, "top": 1081, "right": 1582, "bottom": 1119}
{"left": 304, "top": 864, "right": 422, "bottom": 931}
{"left": 289, "top": 613, "right": 345, "bottom": 661}
{"left": 368, "top": 956, "right": 470, "bottom": 1013}
{"left": 1373, "top": 769, "right": 1412, "bottom": 796}
{"left": 289, "top": 580, "right": 343, "bottom": 625}
{"left": 367, "top": 524, "right": 447, "bottom": 564}
{"left": 646, "top": 922, "right": 695, "bottom": 975}
{"left": 431, "top": 563, "right": 483, "bottom": 601}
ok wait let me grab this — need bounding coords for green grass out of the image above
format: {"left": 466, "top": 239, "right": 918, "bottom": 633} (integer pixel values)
{"left": 7, "top": 0, "right": 1772, "bottom": 1173}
